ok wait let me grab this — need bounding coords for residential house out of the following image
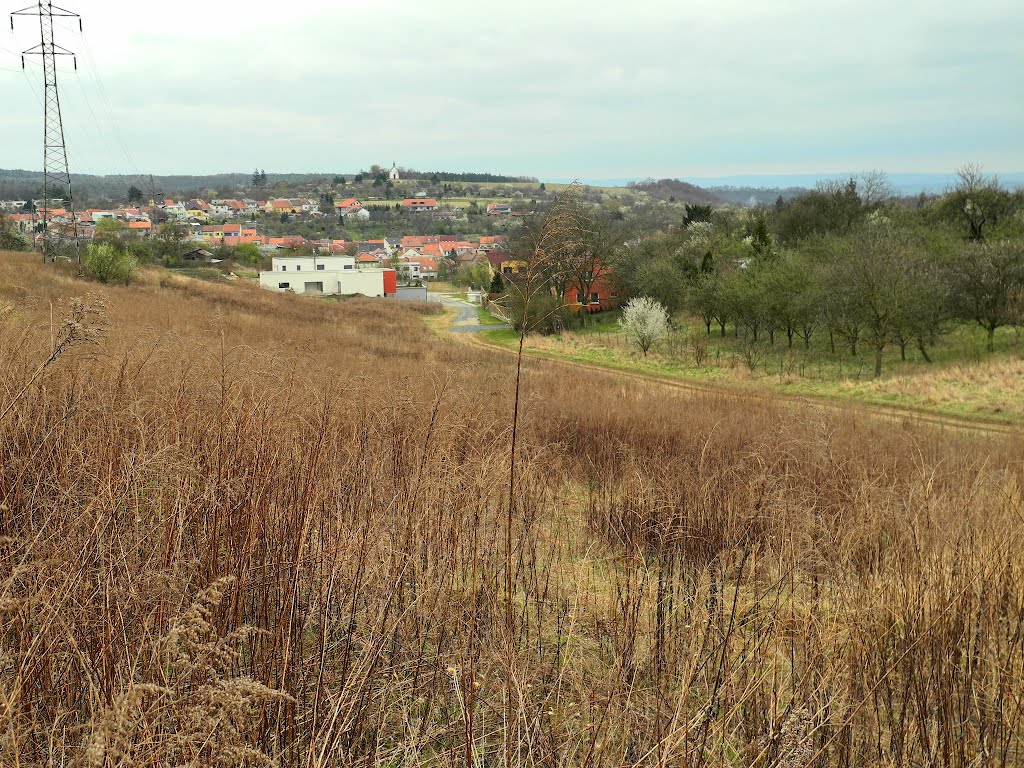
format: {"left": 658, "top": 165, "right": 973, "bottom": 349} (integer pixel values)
{"left": 125, "top": 221, "right": 153, "bottom": 237}
{"left": 478, "top": 235, "right": 508, "bottom": 251}
{"left": 7, "top": 213, "right": 34, "bottom": 233}
{"left": 265, "top": 199, "right": 299, "bottom": 215}
{"left": 563, "top": 261, "right": 620, "bottom": 313}
{"left": 207, "top": 201, "right": 231, "bottom": 219}
{"left": 161, "top": 200, "right": 188, "bottom": 220}
{"left": 399, "top": 251, "right": 439, "bottom": 281}
{"left": 486, "top": 203, "right": 513, "bottom": 215}
{"left": 401, "top": 198, "right": 437, "bottom": 212}
{"left": 185, "top": 200, "right": 210, "bottom": 221}
{"left": 334, "top": 197, "right": 362, "bottom": 214}
{"left": 266, "top": 235, "right": 306, "bottom": 249}
{"left": 259, "top": 254, "right": 397, "bottom": 297}
{"left": 356, "top": 253, "right": 382, "bottom": 269}
{"left": 500, "top": 260, "right": 529, "bottom": 277}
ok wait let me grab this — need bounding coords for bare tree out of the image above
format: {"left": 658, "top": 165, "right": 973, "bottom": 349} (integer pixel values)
{"left": 944, "top": 163, "right": 1015, "bottom": 241}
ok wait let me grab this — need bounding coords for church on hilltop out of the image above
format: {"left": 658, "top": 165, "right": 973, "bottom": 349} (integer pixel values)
{"left": 388, "top": 163, "right": 400, "bottom": 182}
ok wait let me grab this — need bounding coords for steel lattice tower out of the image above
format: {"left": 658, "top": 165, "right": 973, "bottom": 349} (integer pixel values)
{"left": 11, "top": 2, "right": 81, "bottom": 261}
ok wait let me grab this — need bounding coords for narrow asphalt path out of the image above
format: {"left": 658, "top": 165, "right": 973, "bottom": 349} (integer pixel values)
{"left": 430, "top": 293, "right": 510, "bottom": 334}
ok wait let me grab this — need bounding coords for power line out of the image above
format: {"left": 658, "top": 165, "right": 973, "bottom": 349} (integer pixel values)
{"left": 11, "top": 2, "right": 82, "bottom": 262}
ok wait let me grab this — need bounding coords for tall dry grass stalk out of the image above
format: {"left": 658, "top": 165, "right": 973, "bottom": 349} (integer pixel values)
{"left": 1, "top": 250, "right": 1023, "bottom": 767}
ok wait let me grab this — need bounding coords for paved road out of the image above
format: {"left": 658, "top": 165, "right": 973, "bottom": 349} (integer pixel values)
{"left": 431, "top": 293, "right": 510, "bottom": 334}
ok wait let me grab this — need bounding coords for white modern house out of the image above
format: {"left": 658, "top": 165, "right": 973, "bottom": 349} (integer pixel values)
{"left": 207, "top": 202, "right": 230, "bottom": 218}
{"left": 259, "top": 255, "right": 397, "bottom": 297}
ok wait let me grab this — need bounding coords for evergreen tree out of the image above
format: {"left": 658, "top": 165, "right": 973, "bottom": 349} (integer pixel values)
{"left": 489, "top": 271, "right": 505, "bottom": 294}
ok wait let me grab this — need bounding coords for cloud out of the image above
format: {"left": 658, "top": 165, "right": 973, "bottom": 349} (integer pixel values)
{"left": 1, "top": 0, "right": 1020, "bottom": 178}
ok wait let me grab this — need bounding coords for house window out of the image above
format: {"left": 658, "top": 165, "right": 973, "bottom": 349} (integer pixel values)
{"left": 316, "top": 264, "right": 325, "bottom": 271}
{"left": 281, "top": 265, "right": 286, "bottom": 271}
{"left": 344, "top": 264, "right": 353, "bottom": 269}
{"left": 590, "top": 292, "right": 600, "bottom": 303}
{"left": 278, "top": 282, "right": 290, "bottom": 289}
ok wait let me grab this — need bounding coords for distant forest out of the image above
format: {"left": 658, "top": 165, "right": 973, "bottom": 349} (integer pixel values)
{"left": 398, "top": 169, "right": 537, "bottom": 183}
{"left": 0, "top": 167, "right": 537, "bottom": 202}
{"left": 626, "top": 178, "right": 727, "bottom": 206}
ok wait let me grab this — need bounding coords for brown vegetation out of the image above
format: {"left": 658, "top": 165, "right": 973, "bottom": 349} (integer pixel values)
{"left": 2, "top": 249, "right": 1023, "bottom": 766}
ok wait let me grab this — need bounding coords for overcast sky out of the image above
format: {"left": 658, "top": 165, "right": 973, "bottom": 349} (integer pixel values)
{"left": 1, "top": 0, "right": 1021, "bottom": 180}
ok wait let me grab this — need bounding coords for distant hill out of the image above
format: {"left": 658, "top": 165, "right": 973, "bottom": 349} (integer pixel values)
{"left": 625, "top": 178, "right": 727, "bottom": 205}
{"left": 687, "top": 172, "right": 1024, "bottom": 197}
{"left": 0, "top": 168, "right": 538, "bottom": 201}
{"left": 706, "top": 186, "right": 809, "bottom": 206}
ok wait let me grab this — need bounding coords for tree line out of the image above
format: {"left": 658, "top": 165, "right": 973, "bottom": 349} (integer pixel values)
{"left": 504, "top": 167, "right": 1024, "bottom": 375}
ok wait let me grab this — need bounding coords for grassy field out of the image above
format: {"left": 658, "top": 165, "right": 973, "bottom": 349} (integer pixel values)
{"left": 2, "top": 249, "right": 1024, "bottom": 766}
{"left": 479, "top": 312, "right": 1024, "bottom": 424}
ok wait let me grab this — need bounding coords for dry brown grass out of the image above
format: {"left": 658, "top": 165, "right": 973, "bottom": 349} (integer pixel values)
{"left": 843, "top": 356, "right": 1024, "bottom": 417}
{"left": 2, "top": 249, "right": 1023, "bottom": 767}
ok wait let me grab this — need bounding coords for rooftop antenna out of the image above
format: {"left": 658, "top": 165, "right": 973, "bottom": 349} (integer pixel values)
{"left": 12, "top": 2, "right": 81, "bottom": 262}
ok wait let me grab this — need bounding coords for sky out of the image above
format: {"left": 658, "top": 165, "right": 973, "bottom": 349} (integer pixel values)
{"left": 0, "top": 0, "right": 1022, "bottom": 181}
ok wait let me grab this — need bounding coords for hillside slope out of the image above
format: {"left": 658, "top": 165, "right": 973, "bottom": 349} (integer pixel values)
{"left": 1, "top": 251, "right": 1021, "bottom": 766}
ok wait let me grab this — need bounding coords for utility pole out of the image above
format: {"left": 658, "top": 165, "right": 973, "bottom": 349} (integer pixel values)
{"left": 12, "top": 2, "right": 81, "bottom": 262}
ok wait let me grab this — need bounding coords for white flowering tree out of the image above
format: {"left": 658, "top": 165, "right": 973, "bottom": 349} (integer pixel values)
{"left": 618, "top": 296, "right": 669, "bottom": 356}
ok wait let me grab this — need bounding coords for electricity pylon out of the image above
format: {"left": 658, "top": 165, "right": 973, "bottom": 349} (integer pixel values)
{"left": 11, "top": 2, "right": 81, "bottom": 261}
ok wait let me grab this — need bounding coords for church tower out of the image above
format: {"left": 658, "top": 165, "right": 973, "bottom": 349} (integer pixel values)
{"left": 388, "top": 162, "right": 400, "bottom": 182}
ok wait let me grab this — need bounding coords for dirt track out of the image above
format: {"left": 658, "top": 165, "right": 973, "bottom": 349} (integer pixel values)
{"left": 443, "top": 315, "right": 1022, "bottom": 439}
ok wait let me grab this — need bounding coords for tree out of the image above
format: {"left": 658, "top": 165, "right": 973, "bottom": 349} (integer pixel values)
{"left": 0, "top": 214, "right": 29, "bottom": 251}
{"left": 762, "top": 255, "right": 820, "bottom": 349}
{"left": 554, "top": 210, "right": 623, "bottom": 326}
{"left": 950, "top": 239, "right": 1024, "bottom": 350}
{"left": 94, "top": 217, "right": 126, "bottom": 240}
{"left": 688, "top": 270, "right": 725, "bottom": 336}
{"left": 748, "top": 210, "right": 775, "bottom": 259}
{"left": 823, "top": 228, "right": 926, "bottom": 376}
{"left": 496, "top": 189, "right": 586, "bottom": 336}
{"left": 942, "top": 163, "right": 1015, "bottom": 241}
{"left": 619, "top": 296, "right": 669, "bottom": 356}
{"left": 843, "top": 231, "right": 911, "bottom": 376}
{"left": 684, "top": 204, "right": 713, "bottom": 228}
{"left": 126, "top": 185, "right": 144, "bottom": 204}
{"left": 234, "top": 242, "right": 262, "bottom": 266}
{"left": 633, "top": 256, "right": 687, "bottom": 317}
{"left": 489, "top": 271, "right": 505, "bottom": 294}
{"left": 154, "top": 221, "right": 188, "bottom": 263}
{"left": 722, "top": 266, "right": 769, "bottom": 342}
{"left": 82, "top": 242, "right": 137, "bottom": 284}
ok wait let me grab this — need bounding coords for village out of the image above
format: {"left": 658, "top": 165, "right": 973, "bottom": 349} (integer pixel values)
{"left": 0, "top": 163, "right": 621, "bottom": 308}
